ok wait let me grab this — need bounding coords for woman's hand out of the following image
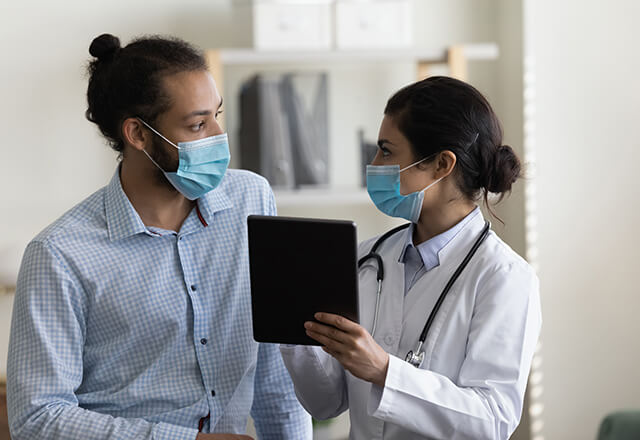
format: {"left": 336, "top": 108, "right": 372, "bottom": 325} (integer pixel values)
{"left": 305, "top": 312, "right": 389, "bottom": 387}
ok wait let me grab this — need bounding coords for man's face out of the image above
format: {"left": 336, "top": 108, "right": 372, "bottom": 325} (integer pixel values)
{"left": 147, "top": 69, "right": 224, "bottom": 187}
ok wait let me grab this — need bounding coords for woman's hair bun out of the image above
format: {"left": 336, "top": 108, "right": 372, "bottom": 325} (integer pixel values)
{"left": 486, "top": 144, "right": 521, "bottom": 194}
{"left": 89, "top": 34, "right": 121, "bottom": 61}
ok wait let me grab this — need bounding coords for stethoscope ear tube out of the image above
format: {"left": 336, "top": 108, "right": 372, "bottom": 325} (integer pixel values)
{"left": 357, "top": 223, "right": 411, "bottom": 338}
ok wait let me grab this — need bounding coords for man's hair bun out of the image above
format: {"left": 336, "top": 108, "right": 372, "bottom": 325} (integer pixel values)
{"left": 89, "top": 34, "right": 121, "bottom": 61}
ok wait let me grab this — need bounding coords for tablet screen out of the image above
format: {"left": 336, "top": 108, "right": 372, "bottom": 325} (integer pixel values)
{"left": 248, "top": 215, "right": 359, "bottom": 345}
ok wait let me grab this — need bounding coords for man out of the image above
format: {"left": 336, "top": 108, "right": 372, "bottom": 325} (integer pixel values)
{"left": 7, "top": 33, "right": 311, "bottom": 439}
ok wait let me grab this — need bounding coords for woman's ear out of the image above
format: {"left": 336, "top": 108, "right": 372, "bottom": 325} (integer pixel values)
{"left": 434, "top": 150, "right": 457, "bottom": 179}
{"left": 122, "top": 118, "right": 151, "bottom": 152}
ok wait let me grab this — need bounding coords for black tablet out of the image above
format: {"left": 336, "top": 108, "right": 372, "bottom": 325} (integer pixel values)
{"left": 247, "top": 215, "right": 359, "bottom": 345}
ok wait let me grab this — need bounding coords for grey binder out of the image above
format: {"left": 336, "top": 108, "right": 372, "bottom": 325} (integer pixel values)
{"left": 239, "top": 72, "right": 329, "bottom": 188}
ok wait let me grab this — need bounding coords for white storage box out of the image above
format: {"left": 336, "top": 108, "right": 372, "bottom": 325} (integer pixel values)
{"left": 335, "top": 0, "right": 412, "bottom": 49}
{"left": 253, "top": 0, "right": 333, "bottom": 50}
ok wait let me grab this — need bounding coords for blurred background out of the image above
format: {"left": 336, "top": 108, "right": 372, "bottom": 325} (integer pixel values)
{"left": 1, "top": 0, "right": 639, "bottom": 439}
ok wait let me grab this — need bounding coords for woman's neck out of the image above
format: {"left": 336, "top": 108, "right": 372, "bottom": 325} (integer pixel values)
{"left": 413, "top": 201, "right": 477, "bottom": 245}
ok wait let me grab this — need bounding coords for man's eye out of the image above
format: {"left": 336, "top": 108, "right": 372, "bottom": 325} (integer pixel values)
{"left": 215, "top": 109, "right": 224, "bottom": 120}
{"left": 191, "top": 121, "right": 205, "bottom": 131}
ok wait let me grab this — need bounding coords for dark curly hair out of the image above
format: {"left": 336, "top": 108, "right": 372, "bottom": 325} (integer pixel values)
{"left": 85, "top": 33, "right": 207, "bottom": 154}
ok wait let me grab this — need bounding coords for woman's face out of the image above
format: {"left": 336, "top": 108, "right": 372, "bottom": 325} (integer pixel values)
{"left": 373, "top": 114, "right": 439, "bottom": 196}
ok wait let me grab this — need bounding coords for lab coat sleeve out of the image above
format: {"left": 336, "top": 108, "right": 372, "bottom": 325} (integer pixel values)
{"left": 367, "top": 262, "right": 542, "bottom": 440}
{"left": 279, "top": 344, "right": 350, "bottom": 420}
{"left": 7, "top": 241, "right": 198, "bottom": 440}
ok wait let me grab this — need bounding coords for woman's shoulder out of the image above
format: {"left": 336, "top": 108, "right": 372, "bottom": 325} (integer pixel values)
{"left": 477, "top": 231, "right": 538, "bottom": 288}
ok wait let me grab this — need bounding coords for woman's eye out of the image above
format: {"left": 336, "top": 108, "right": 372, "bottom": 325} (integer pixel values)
{"left": 379, "top": 146, "right": 391, "bottom": 157}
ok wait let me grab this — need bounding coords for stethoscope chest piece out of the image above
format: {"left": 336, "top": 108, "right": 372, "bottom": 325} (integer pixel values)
{"left": 405, "top": 341, "right": 425, "bottom": 368}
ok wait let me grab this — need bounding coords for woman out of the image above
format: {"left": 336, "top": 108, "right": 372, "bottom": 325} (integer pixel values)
{"left": 280, "top": 76, "right": 541, "bottom": 439}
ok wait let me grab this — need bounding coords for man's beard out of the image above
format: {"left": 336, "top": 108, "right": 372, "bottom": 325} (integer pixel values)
{"left": 149, "top": 136, "right": 180, "bottom": 193}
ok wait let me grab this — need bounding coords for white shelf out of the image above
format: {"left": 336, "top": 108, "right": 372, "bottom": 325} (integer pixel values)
{"left": 219, "top": 43, "right": 498, "bottom": 65}
{"left": 273, "top": 187, "right": 370, "bottom": 207}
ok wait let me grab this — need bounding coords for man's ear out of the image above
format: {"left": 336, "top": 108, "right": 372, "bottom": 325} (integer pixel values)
{"left": 122, "top": 118, "right": 151, "bottom": 152}
{"left": 434, "top": 150, "right": 457, "bottom": 179}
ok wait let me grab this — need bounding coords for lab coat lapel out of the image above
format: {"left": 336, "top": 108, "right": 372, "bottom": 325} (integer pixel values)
{"left": 412, "top": 212, "right": 488, "bottom": 370}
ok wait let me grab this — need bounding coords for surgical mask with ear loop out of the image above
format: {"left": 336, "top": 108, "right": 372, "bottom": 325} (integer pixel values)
{"left": 366, "top": 155, "right": 444, "bottom": 223}
{"left": 138, "top": 118, "right": 230, "bottom": 200}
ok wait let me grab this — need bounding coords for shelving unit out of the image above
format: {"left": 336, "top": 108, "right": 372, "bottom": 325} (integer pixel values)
{"left": 204, "top": 43, "right": 499, "bottom": 207}
{"left": 206, "top": 42, "right": 499, "bottom": 94}
{"left": 273, "top": 187, "right": 369, "bottom": 207}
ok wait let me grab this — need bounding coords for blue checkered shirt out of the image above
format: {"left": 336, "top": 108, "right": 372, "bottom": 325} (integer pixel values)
{"left": 7, "top": 167, "right": 312, "bottom": 440}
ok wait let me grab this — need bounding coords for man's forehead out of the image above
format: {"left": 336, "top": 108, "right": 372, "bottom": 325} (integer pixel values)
{"left": 161, "top": 70, "right": 221, "bottom": 111}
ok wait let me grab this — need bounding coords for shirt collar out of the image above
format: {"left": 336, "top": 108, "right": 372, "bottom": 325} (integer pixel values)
{"left": 399, "top": 206, "right": 481, "bottom": 270}
{"left": 104, "top": 166, "right": 234, "bottom": 241}
{"left": 195, "top": 180, "right": 233, "bottom": 226}
{"left": 105, "top": 167, "right": 148, "bottom": 241}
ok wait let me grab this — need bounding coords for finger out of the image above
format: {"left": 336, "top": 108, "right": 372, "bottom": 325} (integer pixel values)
{"left": 315, "top": 312, "right": 361, "bottom": 333}
{"left": 306, "top": 329, "right": 346, "bottom": 354}
{"left": 304, "top": 321, "right": 350, "bottom": 344}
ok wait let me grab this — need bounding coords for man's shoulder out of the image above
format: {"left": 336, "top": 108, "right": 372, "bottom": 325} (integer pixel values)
{"left": 221, "top": 169, "right": 271, "bottom": 190}
{"left": 32, "top": 187, "right": 107, "bottom": 248}
{"left": 218, "top": 169, "right": 273, "bottom": 202}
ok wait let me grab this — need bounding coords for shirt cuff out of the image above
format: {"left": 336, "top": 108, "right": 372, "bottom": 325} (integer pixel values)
{"left": 153, "top": 421, "right": 199, "bottom": 440}
{"left": 367, "top": 354, "right": 404, "bottom": 419}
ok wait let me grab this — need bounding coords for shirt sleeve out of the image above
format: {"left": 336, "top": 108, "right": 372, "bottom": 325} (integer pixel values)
{"left": 250, "top": 342, "right": 312, "bottom": 439}
{"left": 367, "top": 262, "right": 542, "bottom": 440}
{"left": 7, "top": 240, "right": 199, "bottom": 440}
{"left": 279, "top": 344, "right": 350, "bottom": 420}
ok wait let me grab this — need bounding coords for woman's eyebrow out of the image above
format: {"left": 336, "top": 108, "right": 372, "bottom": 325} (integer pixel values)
{"left": 377, "top": 139, "right": 395, "bottom": 148}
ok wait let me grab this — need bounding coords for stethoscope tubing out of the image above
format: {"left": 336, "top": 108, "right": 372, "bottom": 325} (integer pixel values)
{"left": 358, "top": 221, "right": 491, "bottom": 367}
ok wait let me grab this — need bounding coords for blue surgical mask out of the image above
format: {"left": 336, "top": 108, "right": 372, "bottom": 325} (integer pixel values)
{"left": 366, "top": 157, "right": 443, "bottom": 223}
{"left": 138, "top": 119, "right": 230, "bottom": 200}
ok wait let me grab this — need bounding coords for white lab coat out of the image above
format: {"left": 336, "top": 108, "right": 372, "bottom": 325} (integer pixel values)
{"left": 280, "top": 212, "right": 541, "bottom": 440}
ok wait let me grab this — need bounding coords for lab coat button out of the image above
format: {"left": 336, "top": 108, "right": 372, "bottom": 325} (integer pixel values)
{"left": 384, "top": 335, "right": 394, "bottom": 346}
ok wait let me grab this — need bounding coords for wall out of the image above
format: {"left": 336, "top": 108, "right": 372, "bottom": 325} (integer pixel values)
{"left": 526, "top": 0, "right": 640, "bottom": 438}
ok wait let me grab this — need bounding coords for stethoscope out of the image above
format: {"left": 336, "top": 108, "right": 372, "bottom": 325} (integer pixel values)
{"left": 357, "top": 220, "right": 491, "bottom": 368}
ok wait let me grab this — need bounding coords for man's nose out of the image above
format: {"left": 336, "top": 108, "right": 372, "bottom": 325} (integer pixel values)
{"left": 209, "top": 118, "right": 224, "bottom": 136}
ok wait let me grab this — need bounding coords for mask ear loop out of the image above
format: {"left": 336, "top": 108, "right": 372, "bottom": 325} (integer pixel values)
{"left": 137, "top": 118, "right": 181, "bottom": 149}
{"left": 400, "top": 152, "right": 445, "bottom": 193}
{"left": 136, "top": 118, "right": 179, "bottom": 174}
{"left": 400, "top": 152, "right": 438, "bottom": 173}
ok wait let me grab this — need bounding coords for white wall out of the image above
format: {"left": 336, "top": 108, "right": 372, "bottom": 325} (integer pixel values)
{"left": 527, "top": 0, "right": 640, "bottom": 438}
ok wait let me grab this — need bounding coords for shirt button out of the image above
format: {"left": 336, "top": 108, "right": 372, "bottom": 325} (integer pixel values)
{"left": 191, "top": 285, "right": 197, "bottom": 291}
{"left": 384, "top": 334, "right": 395, "bottom": 346}
{"left": 200, "top": 338, "right": 207, "bottom": 345}
{"left": 211, "top": 390, "right": 216, "bottom": 397}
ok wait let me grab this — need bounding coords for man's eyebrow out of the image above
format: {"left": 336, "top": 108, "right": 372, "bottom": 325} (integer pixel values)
{"left": 218, "top": 97, "right": 224, "bottom": 109}
{"left": 183, "top": 110, "right": 212, "bottom": 120}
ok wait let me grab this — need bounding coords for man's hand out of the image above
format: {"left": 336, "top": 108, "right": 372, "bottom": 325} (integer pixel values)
{"left": 196, "top": 434, "right": 254, "bottom": 440}
{"left": 304, "top": 312, "right": 390, "bottom": 387}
